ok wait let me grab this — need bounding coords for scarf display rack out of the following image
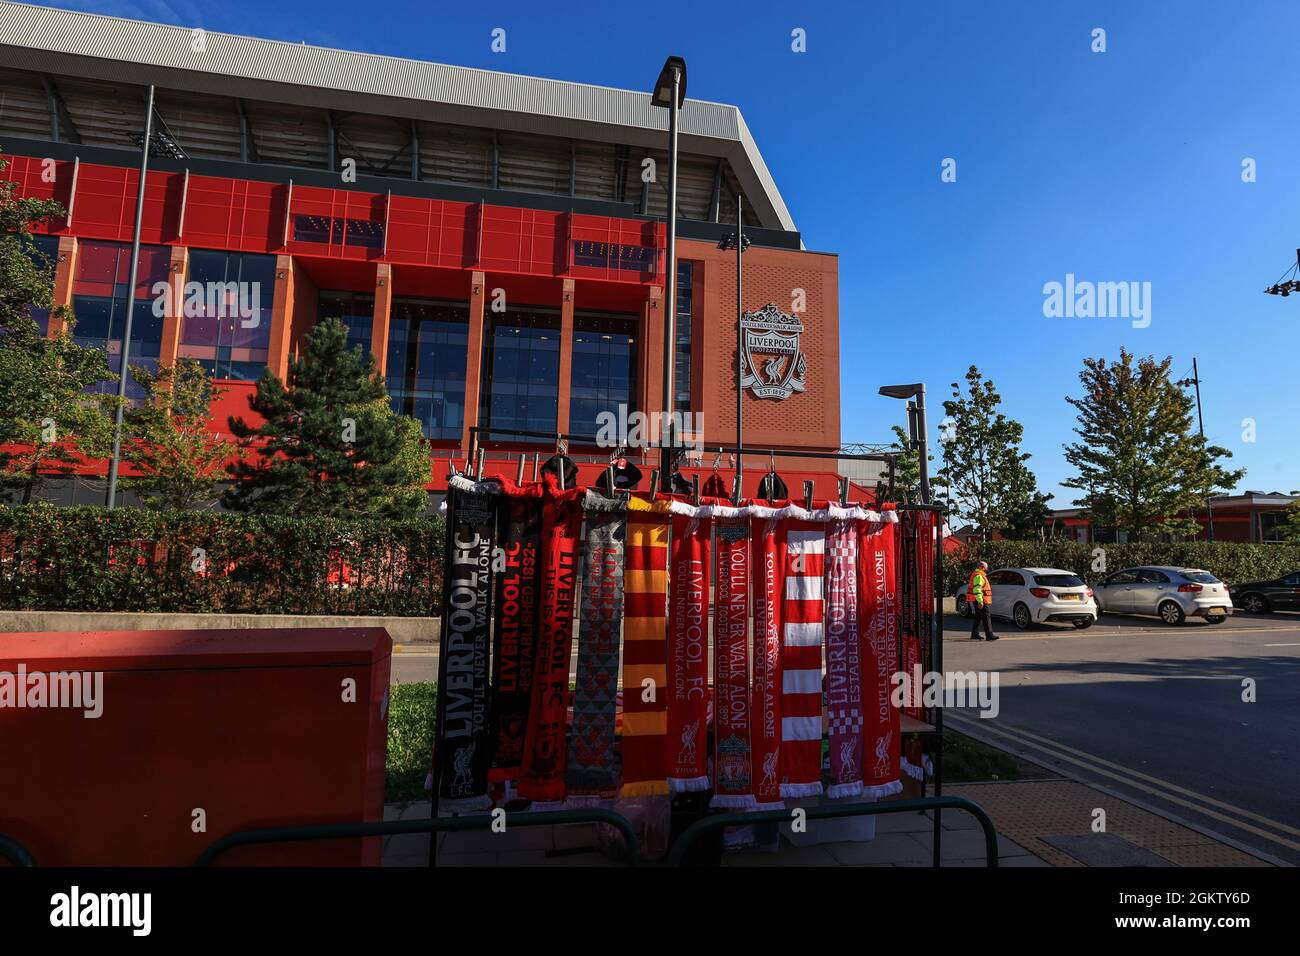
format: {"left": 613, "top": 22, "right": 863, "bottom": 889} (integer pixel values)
{"left": 429, "top": 428, "right": 947, "bottom": 866}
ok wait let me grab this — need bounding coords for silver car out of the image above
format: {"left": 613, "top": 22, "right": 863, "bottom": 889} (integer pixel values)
{"left": 1093, "top": 566, "right": 1233, "bottom": 625}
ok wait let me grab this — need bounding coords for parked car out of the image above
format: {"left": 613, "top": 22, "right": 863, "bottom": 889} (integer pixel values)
{"left": 1229, "top": 570, "right": 1300, "bottom": 614}
{"left": 955, "top": 567, "right": 1098, "bottom": 630}
{"left": 1093, "top": 566, "right": 1231, "bottom": 625}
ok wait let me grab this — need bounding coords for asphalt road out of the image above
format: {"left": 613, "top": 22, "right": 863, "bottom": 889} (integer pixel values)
{"left": 943, "top": 609, "right": 1300, "bottom": 866}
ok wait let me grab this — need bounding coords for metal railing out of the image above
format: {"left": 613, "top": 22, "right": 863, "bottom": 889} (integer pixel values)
{"left": 665, "top": 796, "right": 999, "bottom": 867}
{"left": 0, "top": 833, "right": 36, "bottom": 867}
{"left": 196, "top": 807, "right": 640, "bottom": 867}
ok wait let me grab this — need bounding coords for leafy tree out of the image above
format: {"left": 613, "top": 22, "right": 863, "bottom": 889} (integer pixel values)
{"left": 886, "top": 423, "right": 939, "bottom": 506}
{"left": 1275, "top": 500, "right": 1300, "bottom": 544}
{"left": 121, "top": 359, "right": 228, "bottom": 510}
{"left": 223, "top": 317, "right": 430, "bottom": 518}
{"left": 0, "top": 155, "right": 117, "bottom": 504}
{"left": 935, "top": 365, "right": 1051, "bottom": 539}
{"left": 1062, "top": 349, "right": 1244, "bottom": 540}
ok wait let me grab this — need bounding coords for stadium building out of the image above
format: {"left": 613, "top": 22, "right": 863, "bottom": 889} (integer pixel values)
{"left": 0, "top": 1, "right": 845, "bottom": 500}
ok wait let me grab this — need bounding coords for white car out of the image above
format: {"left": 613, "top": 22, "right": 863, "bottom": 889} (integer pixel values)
{"left": 956, "top": 567, "right": 1098, "bottom": 630}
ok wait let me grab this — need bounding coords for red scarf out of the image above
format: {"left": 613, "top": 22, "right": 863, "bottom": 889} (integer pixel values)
{"left": 778, "top": 515, "right": 825, "bottom": 798}
{"left": 859, "top": 511, "right": 903, "bottom": 798}
{"left": 517, "top": 479, "right": 585, "bottom": 805}
{"left": 750, "top": 514, "right": 784, "bottom": 807}
{"left": 711, "top": 511, "right": 754, "bottom": 809}
{"left": 824, "top": 510, "right": 864, "bottom": 798}
{"left": 666, "top": 505, "right": 711, "bottom": 791}
{"left": 900, "top": 511, "right": 924, "bottom": 721}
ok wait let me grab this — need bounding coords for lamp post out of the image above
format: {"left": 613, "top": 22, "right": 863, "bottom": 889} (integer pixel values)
{"left": 718, "top": 197, "right": 751, "bottom": 500}
{"left": 879, "top": 382, "right": 930, "bottom": 504}
{"left": 650, "top": 56, "right": 686, "bottom": 491}
{"left": 105, "top": 83, "right": 156, "bottom": 509}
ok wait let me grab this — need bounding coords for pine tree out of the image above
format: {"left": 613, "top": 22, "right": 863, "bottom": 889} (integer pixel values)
{"left": 0, "top": 155, "right": 117, "bottom": 504}
{"left": 935, "top": 366, "right": 1050, "bottom": 538}
{"left": 223, "top": 317, "right": 430, "bottom": 518}
{"left": 1062, "top": 349, "right": 1244, "bottom": 540}
{"left": 121, "top": 359, "right": 228, "bottom": 510}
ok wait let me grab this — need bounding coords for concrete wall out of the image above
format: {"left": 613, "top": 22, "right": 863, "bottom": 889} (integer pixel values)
{"left": 0, "top": 611, "right": 439, "bottom": 645}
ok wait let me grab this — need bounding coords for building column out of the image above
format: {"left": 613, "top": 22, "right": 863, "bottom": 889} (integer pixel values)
{"left": 640, "top": 284, "right": 664, "bottom": 420}
{"left": 460, "top": 271, "right": 487, "bottom": 454}
{"left": 158, "top": 245, "right": 187, "bottom": 368}
{"left": 371, "top": 263, "right": 393, "bottom": 375}
{"left": 47, "top": 235, "right": 78, "bottom": 338}
{"left": 267, "top": 255, "right": 296, "bottom": 380}
{"left": 556, "top": 278, "right": 575, "bottom": 436}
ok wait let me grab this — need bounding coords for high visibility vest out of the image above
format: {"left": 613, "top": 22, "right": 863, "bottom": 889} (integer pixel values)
{"left": 968, "top": 569, "right": 991, "bottom": 604}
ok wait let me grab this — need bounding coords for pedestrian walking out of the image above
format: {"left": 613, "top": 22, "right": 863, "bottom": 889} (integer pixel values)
{"left": 968, "top": 560, "right": 999, "bottom": 641}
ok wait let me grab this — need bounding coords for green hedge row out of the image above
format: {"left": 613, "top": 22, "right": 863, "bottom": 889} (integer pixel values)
{"left": 944, "top": 540, "right": 1300, "bottom": 595}
{"left": 0, "top": 505, "right": 444, "bottom": 616}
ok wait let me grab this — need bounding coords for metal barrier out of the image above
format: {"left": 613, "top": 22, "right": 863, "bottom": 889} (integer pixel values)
{"left": 666, "top": 796, "right": 999, "bottom": 867}
{"left": 196, "top": 807, "right": 640, "bottom": 867}
{"left": 0, "top": 833, "right": 37, "bottom": 867}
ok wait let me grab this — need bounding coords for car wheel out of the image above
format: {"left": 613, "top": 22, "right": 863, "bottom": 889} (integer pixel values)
{"left": 1012, "top": 602, "right": 1032, "bottom": 630}
{"left": 956, "top": 595, "right": 971, "bottom": 618}
{"left": 1158, "top": 600, "right": 1186, "bottom": 626}
{"left": 1240, "top": 593, "right": 1270, "bottom": 614}
{"left": 1205, "top": 615, "right": 1226, "bottom": 625}
{"left": 1071, "top": 618, "right": 1093, "bottom": 629}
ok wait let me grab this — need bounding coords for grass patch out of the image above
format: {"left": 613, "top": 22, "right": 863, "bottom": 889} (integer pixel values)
{"left": 386, "top": 681, "right": 436, "bottom": 803}
{"left": 940, "top": 728, "right": 1056, "bottom": 783}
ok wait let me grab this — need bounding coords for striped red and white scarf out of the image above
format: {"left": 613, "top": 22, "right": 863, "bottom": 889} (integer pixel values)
{"left": 778, "top": 514, "right": 826, "bottom": 798}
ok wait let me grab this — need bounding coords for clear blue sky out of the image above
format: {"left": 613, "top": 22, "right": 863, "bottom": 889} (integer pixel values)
{"left": 51, "top": 0, "right": 1300, "bottom": 505}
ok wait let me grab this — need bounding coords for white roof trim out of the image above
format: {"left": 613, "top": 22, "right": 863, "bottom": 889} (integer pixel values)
{"left": 0, "top": 0, "right": 796, "bottom": 231}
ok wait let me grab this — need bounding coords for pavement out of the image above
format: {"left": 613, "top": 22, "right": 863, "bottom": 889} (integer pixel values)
{"left": 943, "top": 608, "right": 1300, "bottom": 865}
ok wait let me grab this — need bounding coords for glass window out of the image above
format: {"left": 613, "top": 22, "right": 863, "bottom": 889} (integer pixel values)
{"left": 674, "top": 259, "right": 693, "bottom": 412}
{"left": 1180, "top": 570, "right": 1220, "bottom": 584}
{"left": 71, "top": 240, "right": 170, "bottom": 397}
{"left": 1137, "top": 570, "right": 1170, "bottom": 584}
{"left": 386, "top": 298, "right": 469, "bottom": 441}
{"left": 318, "top": 291, "right": 375, "bottom": 357}
{"left": 178, "top": 250, "right": 275, "bottom": 380}
{"left": 569, "top": 311, "right": 638, "bottom": 440}
{"left": 479, "top": 307, "right": 560, "bottom": 441}
{"left": 19, "top": 234, "right": 60, "bottom": 335}
{"left": 1034, "top": 574, "right": 1085, "bottom": 587}
{"left": 1104, "top": 570, "right": 1139, "bottom": 586}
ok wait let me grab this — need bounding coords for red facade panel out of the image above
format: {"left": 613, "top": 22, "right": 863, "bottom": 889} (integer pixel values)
{"left": 479, "top": 205, "right": 564, "bottom": 276}
{"left": 183, "top": 175, "right": 286, "bottom": 253}
{"left": 385, "top": 195, "right": 474, "bottom": 269}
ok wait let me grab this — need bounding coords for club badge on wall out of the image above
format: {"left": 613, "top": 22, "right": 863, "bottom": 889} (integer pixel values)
{"left": 739, "top": 303, "right": 807, "bottom": 400}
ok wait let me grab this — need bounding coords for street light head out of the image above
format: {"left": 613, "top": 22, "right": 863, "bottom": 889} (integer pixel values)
{"left": 879, "top": 383, "right": 923, "bottom": 400}
{"left": 651, "top": 56, "right": 688, "bottom": 109}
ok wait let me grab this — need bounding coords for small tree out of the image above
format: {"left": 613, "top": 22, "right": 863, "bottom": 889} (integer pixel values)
{"left": 0, "top": 155, "right": 117, "bottom": 503}
{"left": 935, "top": 366, "right": 1050, "bottom": 539}
{"left": 223, "top": 317, "right": 430, "bottom": 518}
{"left": 1276, "top": 500, "right": 1300, "bottom": 544}
{"left": 121, "top": 359, "right": 229, "bottom": 510}
{"left": 1063, "top": 350, "right": 1244, "bottom": 540}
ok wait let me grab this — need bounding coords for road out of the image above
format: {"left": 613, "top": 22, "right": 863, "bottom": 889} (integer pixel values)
{"left": 943, "top": 609, "right": 1300, "bottom": 865}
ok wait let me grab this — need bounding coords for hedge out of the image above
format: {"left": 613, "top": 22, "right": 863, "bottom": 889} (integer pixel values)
{"left": 943, "top": 540, "right": 1300, "bottom": 595}
{"left": 0, "top": 505, "right": 444, "bottom": 616}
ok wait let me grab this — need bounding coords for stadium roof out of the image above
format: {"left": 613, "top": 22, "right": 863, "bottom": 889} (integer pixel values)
{"left": 0, "top": 0, "right": 796, "bottom": 231}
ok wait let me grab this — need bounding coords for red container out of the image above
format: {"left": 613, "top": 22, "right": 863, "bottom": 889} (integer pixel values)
{"left": 0, "top": 627, "right": 391, "bottom": 866}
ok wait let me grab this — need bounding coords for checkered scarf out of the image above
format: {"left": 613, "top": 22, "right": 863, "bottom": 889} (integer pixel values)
{"left": 565, "top": 492, "right": 627, "bottom": 804}
{"left": 825, "top": 515, "right": 864, "bottom": 798}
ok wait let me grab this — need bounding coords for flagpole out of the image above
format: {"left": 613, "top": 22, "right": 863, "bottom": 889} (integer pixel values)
{"left": 105, "top": 83, "right": 155, "bottom": 509}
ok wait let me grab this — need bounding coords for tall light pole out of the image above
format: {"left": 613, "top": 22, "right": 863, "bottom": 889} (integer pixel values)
{"left": 106, "top": 83, "right": 156, "bottom": 509}
{"left": 718, "top": 197, "right": 750, "bottom": 501}
{"left": 650, "top": 56, "right": 686, "bottom": 491}
{"left": 1176, "top": 358, "right": 1214, "bottom": 541}
{"left": 879, "top": 382, "right": 930, "bottom": 504}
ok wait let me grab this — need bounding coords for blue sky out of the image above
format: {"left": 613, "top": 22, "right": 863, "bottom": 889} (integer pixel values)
{"left": 46, "top": 0, "right": 1300, "bottom": 504}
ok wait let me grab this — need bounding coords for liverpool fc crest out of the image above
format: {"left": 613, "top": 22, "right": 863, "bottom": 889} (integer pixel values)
{"left": 739, "top": 303, "right": 807, "bottom": 400}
